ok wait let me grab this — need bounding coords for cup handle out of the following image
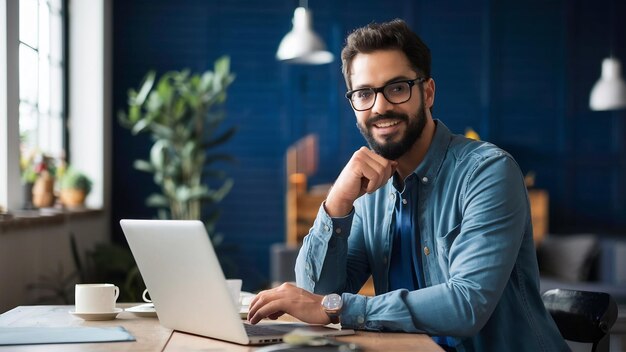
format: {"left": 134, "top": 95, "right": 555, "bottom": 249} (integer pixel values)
{"left": 113, "top": 286, "right": 120, "bottom": 301}
{"left": 142, "top": 288, "right": 152, "bottom": 303}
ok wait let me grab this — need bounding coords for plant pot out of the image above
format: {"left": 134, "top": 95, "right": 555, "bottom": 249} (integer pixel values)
{"left": 32, "top": 174, "right": 55, "bottom": 208}
{"left": 60, "top": 189, "right": 87, "bottom": 208}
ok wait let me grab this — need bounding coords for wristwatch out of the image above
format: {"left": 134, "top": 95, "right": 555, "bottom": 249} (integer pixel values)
{"left": 321, "top": 293, "right": 343, "bottom": 324}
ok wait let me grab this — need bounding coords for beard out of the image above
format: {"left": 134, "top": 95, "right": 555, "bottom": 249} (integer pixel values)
{"left": 357, "top": 98, "right": 427, "bottom": 160}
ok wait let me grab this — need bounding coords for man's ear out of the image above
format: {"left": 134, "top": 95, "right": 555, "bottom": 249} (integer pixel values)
{"left": 424, "top": 78, "right": 435, "bottom": 109}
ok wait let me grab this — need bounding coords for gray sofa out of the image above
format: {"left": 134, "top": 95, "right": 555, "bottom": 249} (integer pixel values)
{"left": 537, "top": 233, "right": 626, "bottom": 304}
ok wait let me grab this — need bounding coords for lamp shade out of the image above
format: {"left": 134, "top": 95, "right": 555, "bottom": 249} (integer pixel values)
{"left": 589, "top": 57, "right": 626, "bottom": 111}
{"left": 276, "top": 7, "right": 333, "bottom": 65}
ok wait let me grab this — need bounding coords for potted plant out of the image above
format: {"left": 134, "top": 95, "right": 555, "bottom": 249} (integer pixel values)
{"left": 118, "top": 56, "right": 236, "bottom": 241}
{"left": 21, "top": 152, "right": 57, "bottom": 208}
{"left": 59, "top": 167, "right": 92, "bottom": 208}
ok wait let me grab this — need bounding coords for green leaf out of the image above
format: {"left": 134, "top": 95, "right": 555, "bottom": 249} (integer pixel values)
{"left": 131, "top": 118, "right": 151, "bottom": 135}
{"left": 146, "top": 91, "right": 164, "bottom": 114}
{"left": 128, "top": 105, "right": 141, "bottom": 123}
{"left": 150, "top": 139, "right": 169, "bottom": 170}
{"left": 146, "top": 193, "right": 169, "bottom": 208}
{"left": 133, "top": 159, "right": 155, "bottom": 173}
{"left": 156, "top": 76, "right": 174, "bottom": 108}
{"left": 148, "top": 121, "right": 174, "bottom": 139}
{"left": 214, "top": 56, "right": 230, "bottom": 76}
{"left": 175, "top": 186, "right": 191, "bottom": 202}
{"left": 135, "top": 71, "right": 156, "bottom": 106}
{"left": 213, "top": 178, "right": 234, "bottom": 201}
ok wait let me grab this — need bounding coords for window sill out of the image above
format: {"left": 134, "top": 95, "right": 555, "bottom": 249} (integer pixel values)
{"left": 0, "top": 208, "right": 104, "bottom": 233}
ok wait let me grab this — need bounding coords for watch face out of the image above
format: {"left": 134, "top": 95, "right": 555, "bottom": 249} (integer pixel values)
{"left": 323, "top": 293, "right": 342, "bottom": 311}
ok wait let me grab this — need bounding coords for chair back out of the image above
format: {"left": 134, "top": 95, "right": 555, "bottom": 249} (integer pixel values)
{"left": 542, "top": 288, "right": 618, "bottom": 352}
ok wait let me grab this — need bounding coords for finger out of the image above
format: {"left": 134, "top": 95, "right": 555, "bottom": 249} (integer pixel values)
{"left": 248, "top": 289, "right": 271, "bottom": 310}
{"left": 357, "top": 150, "right": 396, "bottom": 191}
{"left": 358, "top": 161, "right": 390, "bottom": 193}
{"left": 268, "top": 311, "right": 285, "bottom": 320}
{"left": 247, "top": 288, "right": 289, "bottom": 321}
{"left": 249, "top": 299, "right": 287, "bottom": 324}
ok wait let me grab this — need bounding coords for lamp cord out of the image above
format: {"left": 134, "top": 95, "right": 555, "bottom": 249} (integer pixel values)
{"left": 609, "top": 0, "right": 615, "bottom": 57}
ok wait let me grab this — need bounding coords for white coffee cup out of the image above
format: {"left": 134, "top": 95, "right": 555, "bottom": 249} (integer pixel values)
{"left": 141, "top": 288, "right": 153, "bottom": 303}
{"left": 75, "top": 283, "right": 120, "bottom": 313}
{"left": 226, "top": 279, "right": 242, "bottom": 306}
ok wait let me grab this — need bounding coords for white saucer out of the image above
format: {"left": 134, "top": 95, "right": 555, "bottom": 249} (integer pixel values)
{"left": 125, "top": 303, "right": 157, "bottom": 317}
{"left": 69, "top": 308, "right": 123, "bottom": 321}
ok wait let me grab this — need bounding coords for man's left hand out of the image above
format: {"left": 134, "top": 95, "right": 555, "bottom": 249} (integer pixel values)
{"left": 247, "top": 283, "right": 331, "bottom": 325}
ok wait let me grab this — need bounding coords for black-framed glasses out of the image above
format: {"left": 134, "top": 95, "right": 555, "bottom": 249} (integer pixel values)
{"left": 345, "top": 78, "right": 426, "bottom": 111}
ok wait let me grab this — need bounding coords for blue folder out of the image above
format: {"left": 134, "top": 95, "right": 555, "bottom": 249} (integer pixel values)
{"left": 0, "top": 326, "right": 135, "bottom": 345}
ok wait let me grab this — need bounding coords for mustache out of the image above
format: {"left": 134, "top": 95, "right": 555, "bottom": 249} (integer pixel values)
{"left": 366, "top": 111, "right": 409, "bottom": 128}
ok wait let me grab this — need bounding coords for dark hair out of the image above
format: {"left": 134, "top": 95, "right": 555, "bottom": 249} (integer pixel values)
{"left": 341, "top": 19, "right": 431, "bottom": 90}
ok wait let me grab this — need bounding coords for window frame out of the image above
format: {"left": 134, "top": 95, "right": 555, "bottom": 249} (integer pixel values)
{"left": 1, "top": 0, "right": 22, "bottom": 211}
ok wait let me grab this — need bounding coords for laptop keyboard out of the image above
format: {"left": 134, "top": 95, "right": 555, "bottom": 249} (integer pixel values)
{"left": 243, "top": 323, "right": 304, "bottom": 337}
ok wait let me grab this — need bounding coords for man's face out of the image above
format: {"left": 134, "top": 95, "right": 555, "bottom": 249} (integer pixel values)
{"left": 349, "top": 50, "right": 431, "bottom": 160}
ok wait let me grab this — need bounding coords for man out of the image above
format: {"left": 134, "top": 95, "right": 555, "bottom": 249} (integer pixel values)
{"left": 248, "top": 19, "right": 567, "bottom": 351}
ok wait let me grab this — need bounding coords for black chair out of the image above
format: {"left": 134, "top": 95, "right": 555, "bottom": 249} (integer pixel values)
{"left": 542, "top": 289, "right": 618, "bottom": 352}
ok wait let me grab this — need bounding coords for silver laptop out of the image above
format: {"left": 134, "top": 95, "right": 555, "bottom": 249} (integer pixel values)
{"left": 120, "top": 219, "right": 354, "bottom": 345}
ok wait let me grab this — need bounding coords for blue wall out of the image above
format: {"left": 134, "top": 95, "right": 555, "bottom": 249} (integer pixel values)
{"left": 112, "top": 0, "right": 626, "bottom": 291}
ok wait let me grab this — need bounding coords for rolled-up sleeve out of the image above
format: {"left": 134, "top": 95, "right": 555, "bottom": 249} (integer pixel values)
{"left": 295, "top": 204, "right": 354, "bottom": 293}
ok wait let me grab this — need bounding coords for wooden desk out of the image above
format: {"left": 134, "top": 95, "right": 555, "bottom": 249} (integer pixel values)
{"left": 0, "top": 305, "right": 443, "bottom": 352}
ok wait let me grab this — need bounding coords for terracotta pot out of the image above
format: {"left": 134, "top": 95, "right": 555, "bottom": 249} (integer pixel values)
{"left": 32, "top": 174, "right": 55, "bottom": 208}
{"left": 60, "top": 189, "right": 87, "bottom": 208}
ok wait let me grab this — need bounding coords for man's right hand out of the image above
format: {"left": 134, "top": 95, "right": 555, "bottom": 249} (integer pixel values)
{"left": 325, "top": 147, "right": 397, "bottom": 217}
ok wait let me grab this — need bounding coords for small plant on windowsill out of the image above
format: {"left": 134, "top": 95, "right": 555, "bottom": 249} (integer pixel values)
{"left": 20, "top": 151, "right": 57, "bottom": 209}
{"left": 59, "top": 167, "right": 93, "bottom": 208}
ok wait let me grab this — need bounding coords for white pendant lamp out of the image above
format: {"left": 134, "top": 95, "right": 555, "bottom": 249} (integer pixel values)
{"left": 589, "top": 57, "right": 626, "bottom": 111}
{"left": 276, "top": 6, "right": 334, "bottom": 65}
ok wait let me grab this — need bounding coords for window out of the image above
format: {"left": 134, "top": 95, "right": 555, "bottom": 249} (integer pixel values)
{"left": 1, "top": 0, "right": 66, "bottom": 211}
{"left": 19, "top": 0, "right": 66, "bottom": 162}
{"left": 3, "top": 0, "right": 108, "bottom": 212}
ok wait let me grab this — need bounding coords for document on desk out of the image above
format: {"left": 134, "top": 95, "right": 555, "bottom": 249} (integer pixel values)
{"left": 0, "top": 326, "right": 135, "bottom": 346}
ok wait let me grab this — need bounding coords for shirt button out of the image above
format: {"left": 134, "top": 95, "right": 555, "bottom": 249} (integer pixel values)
{"left": 424, "top": 246, "right": 430, "bottom": 256}
{"left": 389, "top": 193, "right": 395, "bottom": 200}
{"left": 324, "top": 225, "right": 330, "bottom": 232}
{"left": 357, "top": 316, "right": 365, "bottom": 324}
{"left": 402, "top": 198, "right": 407, "bottom": 205}
{"left": 422, "top": 176, "right": 429, "bottom": 183}
{"left": 335, "top": 228, "right": 342, "bottom": 234}
{"left": 383, "top": 256, "right": 388, "bottom": 264}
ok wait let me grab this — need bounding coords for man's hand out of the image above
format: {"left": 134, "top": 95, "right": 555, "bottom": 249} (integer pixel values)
{"left": 247, "top": 283, "right": 331, "bottom": 325}
{"left": 325, "top": 147, "right": 397, "bottom": 217}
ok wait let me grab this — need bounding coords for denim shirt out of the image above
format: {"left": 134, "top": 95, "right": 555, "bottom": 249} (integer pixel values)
{"left": 295, "top": 120, "right": 568, "bottom": 351}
